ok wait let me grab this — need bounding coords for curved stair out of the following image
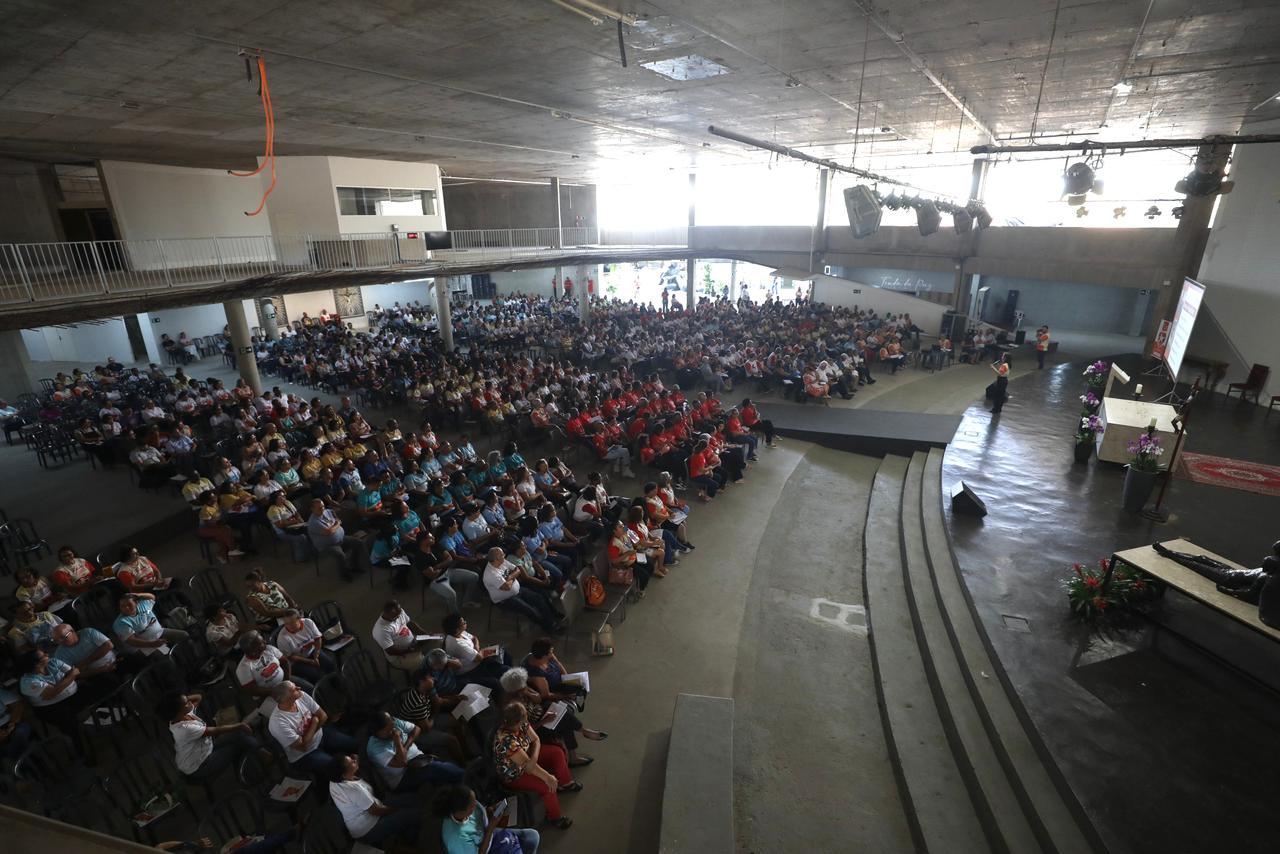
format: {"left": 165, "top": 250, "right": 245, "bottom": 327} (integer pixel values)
{"left": 864, "top": 450, "right": 1104, "bottom": 854}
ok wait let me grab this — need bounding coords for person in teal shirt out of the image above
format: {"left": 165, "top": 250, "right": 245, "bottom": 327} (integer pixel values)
{"left": 435, "top": 784, "right": 539, "bottom": 854}
{"left": 502, "top": 442, "right": 526, "bottom": 472}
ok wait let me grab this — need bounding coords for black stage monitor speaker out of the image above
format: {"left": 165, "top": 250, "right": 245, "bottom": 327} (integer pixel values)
{"left": 843, "top": 185, "right": 882, "bottom": 239}
{"left": 951, "top": 482, "right": 988, "bottom": 517}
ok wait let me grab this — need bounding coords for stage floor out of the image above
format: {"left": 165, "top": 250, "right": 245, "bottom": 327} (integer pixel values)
{"left": 942, "top": 354, "right": 1280, "bottom": 854}
{"left": 768, "top": 402, "right": 961, "bottom": 457}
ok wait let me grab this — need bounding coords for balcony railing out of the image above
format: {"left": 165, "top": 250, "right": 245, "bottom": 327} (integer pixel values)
{"left": 0, "top": 227, "right": 687, "bottom": 306}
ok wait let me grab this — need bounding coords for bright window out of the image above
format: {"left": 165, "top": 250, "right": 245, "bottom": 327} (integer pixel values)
{"left": 337, "top": 187, "right": 437, "bottom": 216}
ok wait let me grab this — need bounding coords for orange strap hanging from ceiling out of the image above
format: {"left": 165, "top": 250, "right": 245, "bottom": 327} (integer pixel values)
{"left": 227, "top": 55, "right": 276, "bottom": 216}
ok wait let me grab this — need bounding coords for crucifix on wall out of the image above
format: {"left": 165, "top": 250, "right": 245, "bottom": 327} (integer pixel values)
{"left": 333, "top": 287, "right": 365, "bottom": 318}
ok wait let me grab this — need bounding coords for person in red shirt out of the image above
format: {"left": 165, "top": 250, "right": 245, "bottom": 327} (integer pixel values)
{"left": 724, "top": 408, "right": 759, "bottom": 460}
{"left": 687, "top": 440, "right": 721, "bottom": 502}
{"left": 740, "top": 398, "right": 777, "bottom": 448}
{"left": 52, "top": 546, "right": 98, "bottom": 596}
{"left": 565, "top": 410, "right": 587, "bottom": 437}
{"left": 589, "top": 423, "right": 635, "bottom": 478}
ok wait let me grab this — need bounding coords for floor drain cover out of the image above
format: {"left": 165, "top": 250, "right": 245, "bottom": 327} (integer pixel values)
{"left": 1001, "top": 614, "right": 1031, "bottom": 633}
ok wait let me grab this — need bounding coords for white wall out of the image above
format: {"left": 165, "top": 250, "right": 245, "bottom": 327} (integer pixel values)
{"left": 810, "top": 274, "right": 949, "bottom": 333}
{"left": 361, "top": 280, "right": 434, "bottom": 310}
{"left": 1192, "top": 124, "right": 1280, "bottom": 399}
{"left": 142, "top": 300, "right": 257, "bottom": 351}
{"left": 21, "top": 318, "right": 135, "bottom": 364}
{"left": 101, "top": 161, "right": 274, "bottom": 241}
{"left": 283, "top": 289, "right": 337, "bottom": 323}
{"left": 260, "top": 156, "right": 340, "bottom": 238}
{"left": 491, "top": 267, "right": 560, "bottom": 298}
{"left": 327, "top": 156, "right": 447, "bottom": 234}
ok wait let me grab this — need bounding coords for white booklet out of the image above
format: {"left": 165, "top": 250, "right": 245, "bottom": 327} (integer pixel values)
{"left": 453, "top": 683, "right": 492, "bottom": 721}
{"left": 540, "top": 700, "right": 570, "bottom": 730}
{"left": 415, "top": 633, "right": 445, "bottom": 644}
{"left": 668, "top": 511, "right": 688, "bottom": 526}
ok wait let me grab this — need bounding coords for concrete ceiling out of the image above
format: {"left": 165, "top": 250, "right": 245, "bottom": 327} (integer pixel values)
{"left": 0, "top": 0, "right": 1277, "bottom": 182}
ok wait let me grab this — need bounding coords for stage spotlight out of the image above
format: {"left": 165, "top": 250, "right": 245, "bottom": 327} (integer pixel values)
{"left": 1175, "top": 168, "right": 1234, "bottom": 197}
{"left": 915, "top": 200, "right": 941, "bottom": 236}
{"left": 969, "top": 203, "right": 993, "bottom": 229}
{"left": 843, "top": 185, "right": 883, "bottom": 239}
{"left": 1062, "top": 161, "right": 1102, "bottom": 204}
{"left": 1144, "top": 205, "right": 1161, "bottom": 219}
{"left": 1171, "top": 205, "right": 1184, "bottom": 220}
{"left": 1076, "top": 206, "right": 1089, "bottom": 218}
{"left": 952, "top": 205, "right": 973, "bottom": 234}
{"left": 1113, "top": 206, "right": 1127, "bottom": 219}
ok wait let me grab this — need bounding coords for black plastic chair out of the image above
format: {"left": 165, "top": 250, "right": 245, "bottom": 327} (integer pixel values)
{"left": 340, "top": 649, "right": 398, "bottom": 713}
{"left": 0, "top": 518, "right": 50, "bottom": 567}
{"left": 301, "top": 802, "right": 352, "bottom": 854}
{"left": 128, "top": 656, "right": 186, "bottom": 727}
{"left": 307, "top": 599, "right": 362, "bottom": 664}
{"left": 13, "top": 734, "right": 98, "bottom": 808}
{"left": 74, "top": 582, "right": 123, "bottom": 632}
{"left": 101, "top": 749, "right": 200, "bottom": 845}
{"left": 189, "top": 566, "right": 235, "bottom": 609}
{"left": 197, "top": 789, "right": 270, "bottom": 851}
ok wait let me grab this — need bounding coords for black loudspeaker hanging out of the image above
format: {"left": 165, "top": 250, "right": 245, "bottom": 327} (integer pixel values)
{"left": 951, "top": 481, "right": 988, "bottom": 517}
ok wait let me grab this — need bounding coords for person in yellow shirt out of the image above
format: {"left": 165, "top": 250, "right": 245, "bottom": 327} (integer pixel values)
{"left": 182, "top": 475, "right": 215, "bottom": 504}
{"left": 299, "top": 449, "right": 323, "bottom": 483}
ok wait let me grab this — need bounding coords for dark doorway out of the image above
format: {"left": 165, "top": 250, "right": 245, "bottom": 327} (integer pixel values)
{"left": 58, "top": 208, "right": 122, "bottom": 269}
{"left": 122, "top": 315, "right": 150, "bottom": 362}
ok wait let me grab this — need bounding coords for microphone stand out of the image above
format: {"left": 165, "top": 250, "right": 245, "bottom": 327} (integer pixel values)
{"left": 1142, "top": 379, "right": 1200, "bottom": 523}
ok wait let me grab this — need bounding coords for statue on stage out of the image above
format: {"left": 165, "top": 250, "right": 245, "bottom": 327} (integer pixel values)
{"left": 1154, "top": 540, "right": 1280, "bottom": 628}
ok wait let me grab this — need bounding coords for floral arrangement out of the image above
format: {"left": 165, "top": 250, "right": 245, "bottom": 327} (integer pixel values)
{"left": 1065, "top": 558, "right": 1153, "bottom": 619}
{"left": 1082, "top": 360, "right": 1110, "bottom": 379}
{"left": 1076, "top": 414, "right": 1104, "bottom": 443}
{"left": 1079, "top": 390, "right": 1100, "bottom": 410}
{"left": 1127, "top": 432, "right": 1164, "bottom": 472}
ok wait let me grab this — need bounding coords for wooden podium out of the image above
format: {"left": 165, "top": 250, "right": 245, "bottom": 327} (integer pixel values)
{"left": 1095, "top": 398, "right": 1180, "bottom": 465}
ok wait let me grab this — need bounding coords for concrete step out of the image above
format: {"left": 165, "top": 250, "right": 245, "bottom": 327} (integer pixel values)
{"left": 902, "top": 451, "right": 1040, "bottom": 854}
{"left": 921, "top": 448, "right": 1103, "bottom": 854}
{"left": 660, "top": 693, "right": 735, "bottom": 854}
{"left": 864, "top": 454, "right": 988, "bottom": 854}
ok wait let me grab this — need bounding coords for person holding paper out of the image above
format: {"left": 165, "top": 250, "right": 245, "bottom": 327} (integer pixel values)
{"left": 442, "top": 614, "right": 510, "bottom": 691}
{"left": 394, "top": 660, "right": 469, "bottom": 764}
{"left": 523, "top": 638, "right": 588, "bottom": 709}
{"left": 643, "top": 481, "right": 694, "bottom": 550}
{"left": 498, "top": 667, "right": 605, "bottom": 768}
{"left": 492, "top": 702, "right": 577, "bottom": 830}
{"left": 372, "top": 600, "right": 430, "bottom": 672}
{"left": 276, "top": 610, "right": 335, "bottom": 685}
{"left": 435, "top": 784, "right": 541, "bottom": 854}
{"left": 113, "top": 592, "right": 188, "bottom": 658}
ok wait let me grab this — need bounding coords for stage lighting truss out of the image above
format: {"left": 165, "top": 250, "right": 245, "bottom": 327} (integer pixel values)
{"left": 878, "top": 190, "right": 992, "bottom": 236}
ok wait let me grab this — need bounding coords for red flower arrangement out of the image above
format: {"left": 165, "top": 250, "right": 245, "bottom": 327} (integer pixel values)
{"left": 1065, "top": 557, "right": 1153, "bottom": 619}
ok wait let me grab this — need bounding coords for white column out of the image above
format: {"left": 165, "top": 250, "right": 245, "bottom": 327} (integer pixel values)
{"left": 435, "top": 279, "right": 454, "bottom": 352}
{"left": 686, "top": 172, "right": 697, "bottom": 309}
{"left": 259, "top": 298, "right": 280, "bottom": 340}
{"left": 223, "top": 300, "right": 262, "bottom": 393}
{"left": 578, "top": 266, "right": 590, "bottom": 323}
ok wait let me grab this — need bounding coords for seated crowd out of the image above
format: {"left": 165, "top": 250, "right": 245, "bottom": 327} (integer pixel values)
{"left": 0, "top": 291, "right": 926, "bottom": 850}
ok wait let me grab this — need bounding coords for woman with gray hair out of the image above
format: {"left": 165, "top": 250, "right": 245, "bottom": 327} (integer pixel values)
{"left": 498, "top": 666, "right": 606, "bottom": 768}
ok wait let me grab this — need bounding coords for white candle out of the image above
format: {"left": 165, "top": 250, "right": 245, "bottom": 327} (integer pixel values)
{"left": 1135, "top": 383, "right": 1143, "bottom": 395}
{"left": 1148, "top": 417, "right": 1157, "bottom": 429}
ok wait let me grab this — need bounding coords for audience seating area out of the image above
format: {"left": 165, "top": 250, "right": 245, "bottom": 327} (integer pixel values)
{"left": 0, "top": 293, "right": 935, "bottom": 852}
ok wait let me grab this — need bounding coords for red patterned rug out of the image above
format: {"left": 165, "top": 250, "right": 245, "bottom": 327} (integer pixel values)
{"left": 1173, "top": 452, "right": 1280, "bottom": 497}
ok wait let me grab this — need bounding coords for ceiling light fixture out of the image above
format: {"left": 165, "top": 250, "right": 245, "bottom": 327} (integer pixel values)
{"left": 562, "top": 0, "right": 637, "bottom": 25}
{"left": 1112, "top": 81, "right": 1133, "bottom": 96}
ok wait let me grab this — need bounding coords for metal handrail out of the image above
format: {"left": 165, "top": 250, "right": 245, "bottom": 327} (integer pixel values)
{"left": 0, "top": 227, "right": 687, "bottom": 306}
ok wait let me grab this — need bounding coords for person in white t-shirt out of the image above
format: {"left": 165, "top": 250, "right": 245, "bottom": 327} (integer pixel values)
{"left": 161, "top": 690, "right": 261, "bottom": 779}
{"left": 329, "top": 753, "right": 423, "bottom": 847}
{"left": 275, "top": 610, "right": 335, "bottom": 685}
{"left": 441, "top": 613, "right": 509, "bottom": 691}
{"left": 371, "top": 600, "right": 429, "bottom": 672}
{"left": 236, "top": 631, "right": 311, "bottom": 715}
{"left": 267, "top": 681, "right": 358, "bottom": 774}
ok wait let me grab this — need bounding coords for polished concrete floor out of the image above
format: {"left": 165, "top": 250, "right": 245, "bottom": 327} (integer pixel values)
{"left": 943, "top": 354, "right": 1280, "bottom": 854}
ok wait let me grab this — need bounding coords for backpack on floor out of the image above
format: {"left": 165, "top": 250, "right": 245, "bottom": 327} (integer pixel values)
{"left": 583, "top": 575, "right": 606, "bottom": 607}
